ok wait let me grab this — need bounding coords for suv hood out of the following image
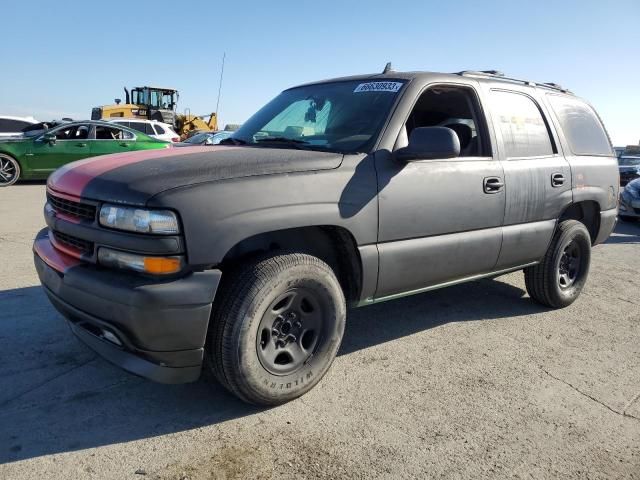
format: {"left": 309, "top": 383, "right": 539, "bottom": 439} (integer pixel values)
{"left": 47, "top": 146, "right": 344, "bottom": 205}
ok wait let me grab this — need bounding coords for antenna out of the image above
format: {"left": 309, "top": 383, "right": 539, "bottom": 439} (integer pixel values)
{"left": 382, "top": 62, "right": 393, "bottom": 74}
{"left": 215, "top": 52, "right": 226, "bottom": 124}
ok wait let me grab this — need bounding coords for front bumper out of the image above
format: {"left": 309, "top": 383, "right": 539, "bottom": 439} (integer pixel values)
{"left": 619, "top": 196, "right": 640, "bottom": 219}
{"left": 33, "top": 228, "right": 221, "bottom": 384}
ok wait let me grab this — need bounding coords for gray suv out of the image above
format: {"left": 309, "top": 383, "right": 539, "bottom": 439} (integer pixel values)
{"left": 35, "top": 69, "right": 618, "bottom": 405}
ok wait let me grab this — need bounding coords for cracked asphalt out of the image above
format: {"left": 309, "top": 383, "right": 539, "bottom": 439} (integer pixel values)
{"left": 1, "top": 183, "right": 639, "bottom": 479}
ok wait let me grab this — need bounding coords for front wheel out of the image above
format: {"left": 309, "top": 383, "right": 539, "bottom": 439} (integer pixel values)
{"left": 524, "top": 220, "right": 591, "bottom": 308}
{"left": 206, "top": 253, "right": 346, "bottom": 405}
{"left": 0, "top": 154, "right": 20, "bottom": 187}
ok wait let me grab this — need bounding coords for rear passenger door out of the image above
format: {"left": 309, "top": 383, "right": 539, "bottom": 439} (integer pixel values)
{"left": 486, "top": 88, "right": 572, "bottom": 269}
{"left": 89, "top": 125, "right": 136, "bottom": 156}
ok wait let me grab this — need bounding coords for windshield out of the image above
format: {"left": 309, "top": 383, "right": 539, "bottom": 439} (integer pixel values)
{"left": 230, "top": 80, "right": 406, "bottom": 153}
{"left": 619, "top": 156, "right": 640, "bottom": 166}
{"left": 184, "top": 132, "right": 211, "bottom": 144}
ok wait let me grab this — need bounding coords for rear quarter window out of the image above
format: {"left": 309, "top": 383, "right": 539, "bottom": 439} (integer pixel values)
{"left": 547, "top": 95, "right": 612, "bottom": 156}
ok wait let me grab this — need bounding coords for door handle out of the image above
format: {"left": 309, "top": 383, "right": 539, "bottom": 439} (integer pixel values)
{"left": 551, "top": 173, "right": 565, "bottom": 187}
{"left": 483, "top": 176, "right": 504, "bottom": 193}
{"left": 119, "top": 142, "right": 130, "bottom": 147}
{"left": 76, "top": 143, "right": 87, "bottom": 147}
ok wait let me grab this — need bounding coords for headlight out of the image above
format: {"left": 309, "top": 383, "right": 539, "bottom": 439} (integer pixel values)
{"left": 99, "top": 204, "right": 180, "bottom": 234}
{"left": 98, "top": 247, "right": 184, "bottom": 275}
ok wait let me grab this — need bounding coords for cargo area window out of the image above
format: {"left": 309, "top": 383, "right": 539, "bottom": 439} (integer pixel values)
{"left": 403, "top": 85, "right": 489, "bottom": 157}
{"left": 490, "top": 90, "right": 555, "bottom": 158}
{"left": 547, "top": 94, "right": 612, "bottom": 156}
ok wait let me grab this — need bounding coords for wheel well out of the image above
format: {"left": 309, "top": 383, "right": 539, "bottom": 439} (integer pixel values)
{"left": 559, "top": 201, "right": 600, "bottom": 244}
{"left": 220, "top": 226, "right": 362, "bottom": 304}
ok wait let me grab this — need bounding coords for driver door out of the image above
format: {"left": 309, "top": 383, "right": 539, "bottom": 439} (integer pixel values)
{"left": 374, "top": 84, "right": 506, "bottom": 299}
{"left": 28, "top": 123, "right": 92, "bottom": 175}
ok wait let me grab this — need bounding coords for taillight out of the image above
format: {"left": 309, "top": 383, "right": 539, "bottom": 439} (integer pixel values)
{"left": 171, "top": 137, "right": 180, "bottom": 142}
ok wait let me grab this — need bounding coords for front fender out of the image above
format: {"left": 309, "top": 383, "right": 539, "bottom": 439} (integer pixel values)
{"left": 148, "top": 154, "right": 379, "bottom": 266}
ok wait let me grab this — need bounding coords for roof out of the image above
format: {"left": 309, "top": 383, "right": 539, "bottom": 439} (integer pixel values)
{"left": 133, "top": 86, "right": 178, "bottom": 92}
{"left": 289, "top": 69, "right": 573, "bottom": 95}
{"left": 0, "top": 115, "right": 38, "bottom": 123}
{"left": 107, "top": 118, "right": 174, "bottom": 128}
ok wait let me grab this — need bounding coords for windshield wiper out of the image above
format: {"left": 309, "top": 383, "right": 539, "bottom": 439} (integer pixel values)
{"left": 219, "top": 137, "right": 247, "bottom": 146}
{"left": 254, "top": 137, "right": 310, "bottom": 148}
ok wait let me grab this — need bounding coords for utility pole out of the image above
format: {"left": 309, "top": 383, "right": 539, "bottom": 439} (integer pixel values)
{"left": 215, "top": 52, "right": 226, "bottom": 128}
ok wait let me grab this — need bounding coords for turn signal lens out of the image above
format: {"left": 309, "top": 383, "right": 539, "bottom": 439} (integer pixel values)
{"left": 143, "top": 256, "right": 183, "bottom": 274}
{"left": 98, "top": 247, "right": 184, "bottom": 275}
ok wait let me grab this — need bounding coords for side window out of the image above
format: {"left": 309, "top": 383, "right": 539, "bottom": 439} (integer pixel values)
{"left": 490, "top": 90, "right": 554, "bottom": 158}
{"left": 0, "top": 119, "right": 31, "bottom": 132}
{"left": 55, "top": 125, "right": 78, "bottom": 140}
{"left": 547, "top": 95, "right": 612, "bottom": 156}
{"left": 144, "top": 123, "right": 155, "bottom": 135}
{"left": 95, "top": 125, "right": 133, "bottom": 140}
{"left": 154, "top": 124, "right": 165, "bottom": 135}
{"left": 53, "top": 125, "right": 89, "bottom": 140}
{"left": 122, "top": 129, "right": 134, "bottom": 140}
{"left": 128, "top": 122, "right": 147, "bottom": 134}
{"left": 403, "top": 85, "right": 488, "bottom": 157}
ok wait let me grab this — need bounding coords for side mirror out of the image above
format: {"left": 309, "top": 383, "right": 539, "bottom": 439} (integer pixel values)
{"left": 394, "top": 126, "right": 460, "bottom": 162}
{"left": 204, "top": 136, "right": 214, "bottom": 145}
{"left": 42, "top": 132, "right": 56, "bottom": 144}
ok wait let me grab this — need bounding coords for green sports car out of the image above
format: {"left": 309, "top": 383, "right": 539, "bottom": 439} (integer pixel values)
{"left": 0, "top": 120, "right": 170, "bottom": 186}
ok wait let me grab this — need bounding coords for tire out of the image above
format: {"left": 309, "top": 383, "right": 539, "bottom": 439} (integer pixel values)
{"left": 524, "top": 220, "right": 591, "bottom": 309}
{"left": 206, "top": 253, "right": 346, "bottom": 405}
{"left": 0, "top": 154, "right": 20, "bottom": 187}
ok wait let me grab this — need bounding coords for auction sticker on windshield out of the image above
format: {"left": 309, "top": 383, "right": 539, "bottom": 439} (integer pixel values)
{"left": 354, "top": 82, "right": 403, "bottom": 93}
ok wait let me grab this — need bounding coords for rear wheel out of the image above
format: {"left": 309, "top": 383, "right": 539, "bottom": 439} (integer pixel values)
{"left": 0, "top": 154, "right": 20, "bottom": 187}
{"left": 206, "top": 253, "right": 346, "bottom": 405}
{"left": 524, "top": 220, "right": 591, "bottom": 308}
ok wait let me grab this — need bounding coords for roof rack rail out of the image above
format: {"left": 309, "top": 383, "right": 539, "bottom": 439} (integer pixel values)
{"left": 457, "top": 70, "right": 505, "bottom": 77}
{"left": 455, "top": 70, "right": 572, "bottom": 93}
{"left": 456, "top": 70, "right": 534, "bottom": 86}
{"left": 541, "top": 82, "right": 571, "bottom": 93}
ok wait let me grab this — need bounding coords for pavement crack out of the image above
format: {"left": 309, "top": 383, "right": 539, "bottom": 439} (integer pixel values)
{"left": 540, "top": 367, "right": 639, "bottom": 421}
{"left": 0, "top": 357, "right": 97, "bottom": 408}
{"left": 623, "top": 391, "right": 640, "bottom": 416}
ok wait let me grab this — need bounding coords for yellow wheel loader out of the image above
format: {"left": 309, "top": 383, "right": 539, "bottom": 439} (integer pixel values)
{"left": 92, "top": 86, "right": 218, "bottom": 136}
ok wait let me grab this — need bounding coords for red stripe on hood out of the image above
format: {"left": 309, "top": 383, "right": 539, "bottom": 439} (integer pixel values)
{"left": 47, "top": 146, "right": 231, "bottom": 198}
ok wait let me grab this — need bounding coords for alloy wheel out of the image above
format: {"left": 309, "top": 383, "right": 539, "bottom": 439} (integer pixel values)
{"left": 0, "top": 155, "right": 18, "bottom": 186}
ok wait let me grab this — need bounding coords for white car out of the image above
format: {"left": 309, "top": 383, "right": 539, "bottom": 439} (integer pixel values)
{"left": 0, "top": 116, "right": 38, "bottom": 137}
{"left": 108, "top": 118, "right": 180, "bottom": 142}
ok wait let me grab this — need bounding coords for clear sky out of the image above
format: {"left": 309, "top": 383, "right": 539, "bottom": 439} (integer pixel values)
{"left": 2, "top": 0, "right": 639, "bottom": 146}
